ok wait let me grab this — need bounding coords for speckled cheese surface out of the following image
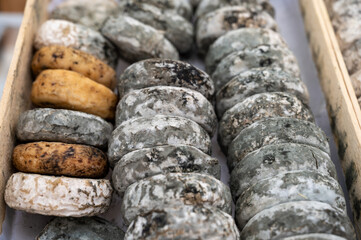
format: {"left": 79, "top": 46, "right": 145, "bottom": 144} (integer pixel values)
{"left": 5, "top": 173, "right": 112, "bottom": 217}
{"left": 115, "top": 86, "right": 217, "bottom": 135}
{"left": 101, "top": 15, "right": 179, "bottom": 62}
{"left": 228, "top": 117, "right": 330, "bottom": 170}
{"left": 16, "top": 108, "right": 113, "bottom": 148}
{"left": 196, "top": 6, "right": 277, "bottom": 55}
{"left": 219, "top": 92, "right": 314, "bottom": 149}
{"left": 34, "top": 19, "right": 117, "bottom": 68}
{"left": 118, "top": 59, "right": 215, "bottom": 100}
{"left": 37, "top": 217, "right": 125, "bottom": 240}
{"left": 112, "top": 145, "right": 220, "bottom": 196}
{"left": 121, "top": 173, "right": 232, "bottom": 225}
{"left": 235, "top": 170, "right": 346, "bottom": 230}
{"left": 124, "top": 205, "right": 240, "bottom": 240}
{"left": 282, "top": 233, "right": 347, "bottom": 240}
{"left": 107, "top": 115, "right": 211, "bottom": 167}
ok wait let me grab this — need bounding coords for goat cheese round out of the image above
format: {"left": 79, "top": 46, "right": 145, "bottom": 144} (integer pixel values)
{"left": 5, "top": 173, "right": 112, "bottom": 217}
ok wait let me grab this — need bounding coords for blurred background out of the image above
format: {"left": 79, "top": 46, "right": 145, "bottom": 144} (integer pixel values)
{"left": 0, "top": 0, "right": 25, "bottom": 99}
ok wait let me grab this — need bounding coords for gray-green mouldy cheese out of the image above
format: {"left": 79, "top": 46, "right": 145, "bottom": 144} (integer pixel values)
{"left": 50, "top": 0, "right": 119, "bottom": 31}
{"left": 124, "top": 204, "right": 240, "bottom": 239}
{"left": 235, "top": 170, "right": 346, "bottom": 230}
{"left": 16, "top": 108, "right": 113, "bottom": 148}
{"left": 240, "top": 201, "right": 356, "bottom": 240}
{"left": 115, "top": 86, "right": 217, "bottom": 136}
{"left": 219, "top": 92, "right": 314, "bottom": 150}
{"left": 112, "top": 145, "right": 220, "bottom": 196}
{"left": 130, "top": 0, "right": 193, "bottom": 20}
{"left": 216, "top": 67, "right": 310, "bottom": 117}
{"left": 196, "top": 6, "right": 277, "bottom": 55}
{"left": 34, "top": 19, "right": 117, "bottom": 68}
{"left": 119, "top": 1, "right": 193, "bottom": 53}
{"left": 101, "top": 15, "right": 179, "bottom": 63}
{"left": 212, "top": 44, "right": 300, "bottom": 91}
{"left": 37, "top": 217, "right": 124, "bottom": 240}
{"left": 282, "top": 233, "right": 348, "bottom": 240}
{"left": 195, "top": 0, "right": 274, "bottom": 19}
{"left": 228, "top": 117, "right": 330, "bottom": 170}
{"left": 107, "top": 115, "right": 211, "bottom": 167}
{"left": 121, "top": 173, "right": 232, "bottom": 225}
{"left": 118, "top": 59, "right": 215, "bottom": 100}
{"left": 206, "top": 28, "right": 286, "bottom": 74}
{"left": 230, "top": 143, "right": 337, "bottom": 201}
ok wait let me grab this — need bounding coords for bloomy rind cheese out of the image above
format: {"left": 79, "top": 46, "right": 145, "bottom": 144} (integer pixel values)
{"left": 118, "top": 59, "right": 215, "bottom": 100}
{"left": 282, "top": 233, "right": 347, "bottom": 240}
{"left": 228, "top": 117, "right": 330, "bottom": 170}
{"left": 216, "top": 67, "right": 309, "bottom": 117}
{"left": 37, "top": 217, "right": 125, "bottom": 240}
{"left": 235, "top": 170, "right": 346, "bottom": 230}
{"left": 240, "top": 201, "right": 355, "bottom": 240}
{"left": 124, "top": 204, "right": 240, "bottom": 239}
{"left": 195, "top": 0, "right": 274, "bottom": 19}
{"left": 196, "top": 6, "right": 277, "bottom": 55}
{"left": 112, "top": 145, "right": 220, "bottom": 196}
{"left": 119, "top": 2, "right": 193, "bottom": 53}
{"left": 31, "top": 70, "right": 117, "bottom": 120}
{"left": 34, "top": 20, "right": 117, "bottom": 68}
{"left": 107, "top": 115, "right": 211, "bottom": 167}
{"left": 230, "top": 143, "right": 337, "bottom": 200}
{"left": 16, "top": 108, "right": 113, "bottom": 148}
{"left": 31, "top": 46, "right": 116, "bottom": 89}
{"left": 206, "top": 28, "right": 286, "bottom": 74}
{"left": 219, "top": 92, "right": 314, "bottom": 150}
{"left": 5, "top": 173, "right": 112, "bottom": 217}
{"left": 13, "top": 142, "right": 108, "bottom": 178}
{"left": 101, "top": 15, "right": 179, "bottom": 63}
{"left": 115, "top": 86, "right": 217, "bottom": 135}
{"left": 121, "top": 173, "right": 231, "bottom": 225}
{"left": 50, "top": 0, "right": 119, "bottom": 30}
{"left": 212, "top": 45, "right": 300, "bottom": 91}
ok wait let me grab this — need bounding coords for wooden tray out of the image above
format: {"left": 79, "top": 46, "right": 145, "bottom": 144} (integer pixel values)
{"left": 300, "top": 0, "right": 361, "bottom": 236}
{"left": 0, "top": 0, "right": 47, "bottom": 232}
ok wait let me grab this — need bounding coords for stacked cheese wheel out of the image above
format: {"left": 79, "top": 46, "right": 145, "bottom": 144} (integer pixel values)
{"left": 110, "top": 59, "right": 240, "bottom": 239}
{"left": 326, "top": 0, "right": 361, "bottom": 106}
{"left": 196, "top": 0, "right": 356, "bottom": 239}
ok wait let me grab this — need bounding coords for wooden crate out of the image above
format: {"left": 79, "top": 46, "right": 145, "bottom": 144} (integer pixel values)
{"left": 300, "top": 0, "right": 361, "bottom": 236}
{"left": 0, "top": 0, "right": 47, "bottom": 232}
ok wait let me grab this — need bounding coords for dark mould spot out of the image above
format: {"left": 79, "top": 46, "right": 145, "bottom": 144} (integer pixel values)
{"left": 263, "top": 154, "right": 275, "bottom": 164}
{"left": 346, "top": 161, "right": 358, "bottom": 191}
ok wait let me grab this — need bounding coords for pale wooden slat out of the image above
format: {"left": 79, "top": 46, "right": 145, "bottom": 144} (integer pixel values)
{"left": 0, "top": 0, "right": 47, "bottom": 233}
{"left": 300, "top": 0, "right": 361, "bottom": 236}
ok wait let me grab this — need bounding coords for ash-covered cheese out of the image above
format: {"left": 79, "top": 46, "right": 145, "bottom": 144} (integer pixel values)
{"left": 5, "top": 173, "right": 112, "bottom": 217}
{"left": 219, "top": 92, "right": 314, "bottom": 150}
{"left": 228, "top": 117, "right": 330, "bottom": 170}
{"left": 124, "top": 204, "right": 240, "bottom": 239}
{"left": 16, "top": 108, "right": 113, "bottom": 148}
{"left": 130, "top": 0, "right": 193, "bottom": 20}
{"left": 37, "top": 217, "right": 125, "bottom": 240}
{"left": 112, "top": 145, "right": 220, "bottom": 196}
{"left": 108, "top": 115, "right": 211, "bottom": 167}
{"left": 118, "top": 59, "right": 215, "bottom": 100}
{"left": 119, "top": 2, "right": 193, "bottom": 53}
{"left": 212, "top": 45, "right": 300, "bottom": 91}
{"left": 115, "top": 86, "right": 217, "bottom": 135}
{"left": 101, "top": 15, "right": 179, "bottom": 62}
{"left": 240, "top": 201, "right": 355, "bottom": 240}
{"left": 206, "top": 28, "right": 286, "bottom": 74}
{"left": 216, "top": 67, "right": 309, "bottom": 117}
{"left": 121, "top": 173, "right": 232, "bottom": 225}
{"left": 282, "top": 233, "right": 348, "bottom": 240}
{"left": 50, "top": 0, "right": 119, "bottom": 30}
{"left": 34, "top": 20, "right": 117, "bottom": 68}
{"left": 195, "top": 0, "right": 274, "bottom": 19}
{"left": 236, "top": 170, "right": 346, "bottom": 230}
{"left": 196, "top": 6, "right": 277, "bottom": 55}
{"left": 230, "top": 143, "right": 337, "bottom": 200}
